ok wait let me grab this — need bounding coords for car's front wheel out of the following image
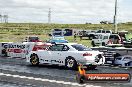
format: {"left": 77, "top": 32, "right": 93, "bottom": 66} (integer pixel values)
{"left": 30, "top": 54, "right": 39, "bottom": 66}
{"left": 65, "top": 57, "right": 77, "bottom": 70}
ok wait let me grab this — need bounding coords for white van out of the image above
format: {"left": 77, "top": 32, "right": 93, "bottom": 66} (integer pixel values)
{"left": 91, "top": 34, "right": 121, "bottom": 47}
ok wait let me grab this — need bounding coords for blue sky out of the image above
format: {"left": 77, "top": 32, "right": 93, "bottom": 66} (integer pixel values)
{"left": 0, "top": 0, "right": 132, "bottom": 24}
{"left": 118, "top": 0, "right": 132, "bottom": 22}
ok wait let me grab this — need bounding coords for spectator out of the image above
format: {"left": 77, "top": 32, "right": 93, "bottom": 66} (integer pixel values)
{"left": 79, "top": 32, "right": 83, "bottom": 41}
{"left": 74, "top": 31, "right": 77, "bottom": 41}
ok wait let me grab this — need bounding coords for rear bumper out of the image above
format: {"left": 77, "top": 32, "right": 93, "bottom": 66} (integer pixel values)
{"left": 77, "top": 60, "right": 98, "bottom": 66}
{"left": 77, "top": 55, "right": 105, "bottom": 65}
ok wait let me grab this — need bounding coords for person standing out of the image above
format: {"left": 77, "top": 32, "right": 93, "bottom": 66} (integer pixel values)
{"left": 74, "top": 31, "right": 77, "bottom": 41}
{"left": 79, "top": 31, "right": 83, "bottom": 41}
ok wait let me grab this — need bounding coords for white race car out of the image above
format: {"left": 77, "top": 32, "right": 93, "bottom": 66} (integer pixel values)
{"left": 114, "top": 55, "right": 132, "bottom": 67}
{"left": 26, "top": 43, "right": 105, "bottom": 69}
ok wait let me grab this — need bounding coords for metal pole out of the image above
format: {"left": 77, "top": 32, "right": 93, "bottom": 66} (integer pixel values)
{"left": 114, "top": 0, "right": 118, "bottom": 33}
{"left": 0, "top": 14, "right": 2, "bottom": 23}
{"left": 0, "top": 14, "right": 3, "bottom": 23}
{"left": 48, "top": 8, "right": 51, "bottom": 24}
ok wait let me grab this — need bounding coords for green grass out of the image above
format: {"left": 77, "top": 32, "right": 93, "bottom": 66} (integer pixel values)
{"left": 0, "top": 23, "right": 132, "bottom": 47}
{"left": 0, "top": 34, "right": 92, "bottom": 47}
{"left": 0, "top": 23, "right": 132, "bottom": 30}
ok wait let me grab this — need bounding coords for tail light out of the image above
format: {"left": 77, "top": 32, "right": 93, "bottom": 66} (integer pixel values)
{"left": 83, "top": 53, "right": 92, "bottom": 56}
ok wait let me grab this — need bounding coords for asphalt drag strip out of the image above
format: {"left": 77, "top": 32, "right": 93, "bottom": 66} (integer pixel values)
{"left": 0, "top": 57, "right": 132, "bottom": 87}
{"left": 0, "top": 70, "right": 131, "bottom": 87}
{"left": 0, "top": 72, "right": 100, "bottom": 87}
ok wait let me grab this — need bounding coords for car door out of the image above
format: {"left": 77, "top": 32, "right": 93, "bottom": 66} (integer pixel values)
{"left": 48, "top": 44, "right": 64, "bottom": 65}
{"left": 60, "top": 45, "right": 70, "bottom": 65}
{"left": 103, "top": 36, "right": 109, "bottom": 44}
{"left": 97, "top": 35, "right": 103, "bottom": 45}
{"left": 39, "top": 50, "right": 52, "bottom": 64}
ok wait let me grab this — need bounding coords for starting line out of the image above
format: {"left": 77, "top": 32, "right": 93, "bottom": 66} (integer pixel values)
{"left": 0, "top": 73, "right": 101, "bottom": 87}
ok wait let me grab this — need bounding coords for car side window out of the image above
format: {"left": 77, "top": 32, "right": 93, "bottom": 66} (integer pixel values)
{"left": 103, "top": 36, "right": 108, "bottom": 39}
{"left": 48, "top": 45, "right": 64, "bottom": 51}
{"left": 102, "top": 30, "right": 105, "bottom": 33}
{"left": 97, "top": 30, "right": 101, "bottom": 33}
{"left": 48, "top": 46, "right": 53, "bottom": 51}
{"left": 109, "top": 35, "right": 119, "bottom": 39}
{"left": 99, "top": 35, "right": 102, "bottom": 39}
{"left": 62, "top": 45, "right": 69, "bottom": 51}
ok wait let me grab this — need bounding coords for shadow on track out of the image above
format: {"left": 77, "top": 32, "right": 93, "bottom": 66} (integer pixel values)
{"left": 27, "top": 64, "right": 70, "bottom": 70}
{"left": 27, "top": 64, "right": 99, "bottom": 71}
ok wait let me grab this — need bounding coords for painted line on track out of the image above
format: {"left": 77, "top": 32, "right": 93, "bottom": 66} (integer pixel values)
{"left": 0, "top": 73, "right": 101, "bottom": 87}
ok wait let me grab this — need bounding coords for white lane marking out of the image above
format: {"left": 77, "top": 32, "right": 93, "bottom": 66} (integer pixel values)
{"left": 0, "top": 73, "right": 101, "bottom": 87}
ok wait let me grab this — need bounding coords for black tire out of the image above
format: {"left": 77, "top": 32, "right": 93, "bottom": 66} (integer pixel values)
{"left": 30, "top": 54, "right": 39, "bottom": 66}
{"left": 91, "top": 41, "right": 95, "bottom": 47}
{"left": 76, "top": 73, "right": 85, "bottom": 84}
{"left": 65, "top": 57, "right": 77, "bottom": 70}
{"left": 102, "top": 42, "right": 105, "bottom": 46}
{"left": 2, "top": 49, "right": 7, "bottom": 57}
{"left": 113, "top": 53, "right": 121, "bottom": 65}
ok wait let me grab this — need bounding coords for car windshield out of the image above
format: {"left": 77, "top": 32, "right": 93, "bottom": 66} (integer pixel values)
{"left": 123, "top": 57, "right": 132, "bottom": 60}
{"left": 71, "top": 44, "right": 92, "bottom": 51}
{"left": 52, "top": 37, "right": 65, "bottom": 40}
{"left": 109, "top": 35, "right": 119, "bottom": 39}
{"left": 91, "top": 30, "right": 96, "bottom": 33}
{"left": 116, "top": 57, "right": 122, "bottom": 60}
{"left": 29, "top": 37, "right": 39, "bottom": 41}
{"left": 94, "top": 35, "right": 103, "bottom": 39}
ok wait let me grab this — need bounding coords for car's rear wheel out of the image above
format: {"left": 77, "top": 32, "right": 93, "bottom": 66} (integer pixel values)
{"left": 2, "top": 49, "right": 7, "bottom": 57}
{"left": 102, "top": 42, "right": 105, "bottom": 46}
{"left": 30, "top": 54, "right": 39, "bottom": 66}
{"left": 65, "top": 57, "right": 77, "bottom": 70}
